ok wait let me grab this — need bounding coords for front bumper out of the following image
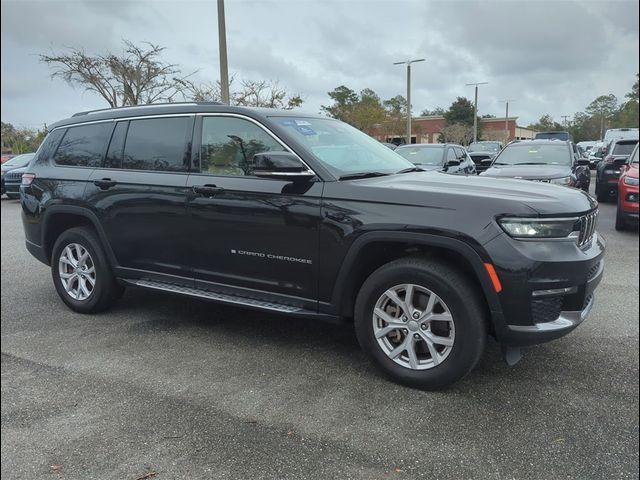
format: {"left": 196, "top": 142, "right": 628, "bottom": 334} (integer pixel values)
{"left": 4, "top": 181, "right": 20, "bottom": 194}
{"left": 484, "top": 231, "right": 605, "bottom": 347}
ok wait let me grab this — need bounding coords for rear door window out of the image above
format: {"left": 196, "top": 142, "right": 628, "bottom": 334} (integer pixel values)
{"left": 53, "top": 123, "right": 113, "bottom": 167}
{"left": 122, "top": 117, "right": 192, "bottom": 172}
{"left": 613, "top": 141, "right": 639, "bottom": 156}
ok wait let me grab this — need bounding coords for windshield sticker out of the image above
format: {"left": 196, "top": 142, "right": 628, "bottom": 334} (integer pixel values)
{"left": 295, "top": 120, "right": 312, "bottom": 126}
{"left": 296, "top": 125, "right": 316, "bottom": 135}
{"left": 279, "top": 119, "right": 296, "bottom": 127}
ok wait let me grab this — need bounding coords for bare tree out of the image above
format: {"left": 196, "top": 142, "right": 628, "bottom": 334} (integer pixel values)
{"left": 40, "top": 40, "right": 193, "bottom": 107}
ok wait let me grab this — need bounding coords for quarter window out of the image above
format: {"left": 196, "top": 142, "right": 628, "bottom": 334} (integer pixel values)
{"left": 199, "top": 116, "right": 286, "bottom": 176}
{"left": 446, "top": 148, "right": 457, "bottom": 163}
{"left": 122, "top": 117, "right": 191, "bottom": 172}
{"left": 53, "top": 123, "right": 112, "bottom": 167}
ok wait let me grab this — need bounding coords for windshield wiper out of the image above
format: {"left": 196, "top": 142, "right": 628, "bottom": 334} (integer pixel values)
{"left": 395, "top": 166, "right": 425, "bottom": 174}
{"left": 339, "top": 171, "right": 390, "bottom": 180}
{"left": 514, "top": 162, "right": 547, "bottom": 165}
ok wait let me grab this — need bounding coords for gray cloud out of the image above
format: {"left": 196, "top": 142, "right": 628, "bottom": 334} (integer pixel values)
{"left": 1, "top": 0, "right": 638, "bottom": 129}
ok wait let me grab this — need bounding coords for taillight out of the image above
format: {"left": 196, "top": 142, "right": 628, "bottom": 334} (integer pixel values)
{"left": 604, "top": 156, "right": 615, "bottom": 164}
{"left": 21, "top": 173, "right": 36, "bottom": 186}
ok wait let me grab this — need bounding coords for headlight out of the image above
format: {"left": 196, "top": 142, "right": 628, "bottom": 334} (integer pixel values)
{"left": 623, "top": 176, "right": 639, "bottom": 186}
{"left": 550, "top": 176, "right": 573, "bottom": 185}
{"left": 498, "top": 217, "right": 579, "bottom": 239}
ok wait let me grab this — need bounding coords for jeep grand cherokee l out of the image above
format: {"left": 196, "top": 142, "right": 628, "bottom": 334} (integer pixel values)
{"left": 20, "top": 103, "right": 605, "bottom": 389}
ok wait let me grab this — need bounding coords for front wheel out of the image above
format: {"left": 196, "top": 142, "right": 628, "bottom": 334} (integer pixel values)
{"left": 354, "top": 257, "right": 486, "bottom": 389}
{"left": 51, "top": 227, "right": 124, "bottom": 313}
{"left": 615, "top": 197, "right": 627, "bottom": 231}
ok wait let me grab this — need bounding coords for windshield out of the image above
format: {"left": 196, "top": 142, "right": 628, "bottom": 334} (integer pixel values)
{"left": 3, "top": 153, "right": 34, "bottom": 167}
{"left": 394, "top": 146, "right": 444, "bottom": 165}
{"left": 493, "top": 143, "right": 571, "bottom": 166}
{"left": 467, "top": 142, "right": 500, "bottom": 153}
{"left": 612, "top": 140, "right": 639, "bottom": 156}
{"left": 272, "top": 117, "right": 413, "bottom": 177}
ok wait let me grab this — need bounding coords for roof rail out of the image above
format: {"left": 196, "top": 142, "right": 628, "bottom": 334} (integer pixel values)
{"left": 71, "top": 101, "right": 225, "bottom": 117}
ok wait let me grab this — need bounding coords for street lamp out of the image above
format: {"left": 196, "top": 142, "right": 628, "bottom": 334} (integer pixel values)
{"left": 466, "top": 81, "right": 488, "bottom": 143}
{"left": 394, "top": 58, "right": 425, "bottom": 145}
{"left": 501, "top": 99, "right": 514, "bottom": 142}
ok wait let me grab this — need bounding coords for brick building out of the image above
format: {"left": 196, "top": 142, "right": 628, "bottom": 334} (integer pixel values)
{"left": 377, "top": 115, "right": 536, "bottom": 145}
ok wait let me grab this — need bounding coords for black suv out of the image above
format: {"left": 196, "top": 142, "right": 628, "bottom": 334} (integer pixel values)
{"left": 481, "top": 139, "right": 591, "bottom": 191}
{"left": 394, "top": 143, "right": 476, "bottom": 174}
{"left": 20, "top": 103, "right": 604, "bottom": 389}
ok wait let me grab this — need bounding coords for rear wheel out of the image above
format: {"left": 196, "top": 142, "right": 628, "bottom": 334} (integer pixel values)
{"left": 354, "top": 257, "right": 486, "bottom": 389}
{"left": 615, "top": 196, "right": 627, "bottom": 231}
{"left": 51, "top": 227, "right": 124, "bottom": 313}
{"left": 596, "top": 179, "right": 609, "bottom": 202}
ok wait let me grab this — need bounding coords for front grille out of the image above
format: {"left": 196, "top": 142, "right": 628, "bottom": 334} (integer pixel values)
{"left": 5, "top": 171, "right": 22, "bottom": 181}
{"left": 577, "top": 210, "right": 598, "bottom": 248}
{"left": 531, "top": 297, "right": 562, "bottom": 324}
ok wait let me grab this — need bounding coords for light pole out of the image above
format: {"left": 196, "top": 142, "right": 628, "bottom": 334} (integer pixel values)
{"left": 561, "top": 115, "right": 570, "bottom": 128}
{"left": 466, "top": 81, "right": 488, "bottom": 143}
{"left": 501, "top": 99, "right": 514, "bottom": 142}
{"left": 394, "top": 58, "right": 425, "bottom": 145}
{"left": 217, "top": 0, "right": 230, "bottom": 104}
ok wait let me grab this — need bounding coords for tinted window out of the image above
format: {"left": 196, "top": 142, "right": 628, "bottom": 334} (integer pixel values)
{"left": 105, "top": 121, "right": 128, "bottom": 169}
{"left": 2, "top": 153, "right": 35, "bottom": 168}
{"left": 494, "top": 143, "right": 571, "bottom": 166}
{"left": 446, "top": 148, "right": 457, "bottom": 162}
{"left": 534, "top": 132, "right": 570, "bottom": 141}
{"left": 612, "top": 140, "right": 638, "bottom": 156}
{"left": 395, "top": 146, "right": 444, "bottom": 166}
{"left": 37, "top": 129, "right": 65, "bottom": 164}
{"left": 200, "top": 116, "right": 286, "bottom": 176}
{"left": 123, "top": 117, "right": 190, "bottom": 172}
{"left": 54, "top": 123, "right": 112, "bottom": 167}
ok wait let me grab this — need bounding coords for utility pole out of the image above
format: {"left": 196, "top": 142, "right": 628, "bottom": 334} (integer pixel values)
{"left": 501, "top": 99, "right": 513, "bottom": 142}
{"left": 561, "top": 115, "right": 570, "bottom": 128}
{"left": 394, "top": 58, "right": 425, "bottom": 145}
{"left": 466, "top": 82, "right": 488, "bottom": 143}
{"left": 217, "top": 0, "right": 230, "bottom": 104}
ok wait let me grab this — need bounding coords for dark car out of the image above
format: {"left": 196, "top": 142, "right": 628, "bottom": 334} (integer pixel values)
{"left": 534, "top": 131, "right": 572, "bottom": 141}
{"left": 481, "top": 140, "right": 591, "bottom": 191}
{"left": 3, "top": 166, "right": 31, "bottom": 199}
{"left": 394, "top": 143, "right": 476, "bottom": 174}
{"left": 466, "top": 141, "right": 504, "bottom": 173}
{"left": 595, "top": 138, "right": 639, "bottom": 202}
{"left": 20, "top": 103, "right": 604, "bottom": 389}
{"left": 2, "top": 153, "right": 35, "bottom": 196}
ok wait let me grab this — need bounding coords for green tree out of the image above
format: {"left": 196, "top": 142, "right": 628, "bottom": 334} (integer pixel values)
{"left": 1, "top": 121, "right": 48, "bottom": 154}
{"left": 527, "top": 114, "right": 564, "bottom": 132}
{"left": 625, "top": 73, "right": 639, "bottom": 103}
{"left": 420, "top": 107, "right": 445, "bottom": 116}
{"left": 321, "top": 86, "right": 386, "bottom": 134}
{"left": 439, "top": 97, "right": 481, "bottom": 144}
{"left": 320, "top": 85, "right": 359, "bottom": 122}
{"left": 585, "top": 94, "right": 618, "bottom": 139}
{"left": 444, "top": 97, "right": 476, "bottom": 126}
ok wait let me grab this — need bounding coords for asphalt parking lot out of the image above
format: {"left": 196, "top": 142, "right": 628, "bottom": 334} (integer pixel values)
{"left": 1, "top": 185, "right": 638, "bottom": 480}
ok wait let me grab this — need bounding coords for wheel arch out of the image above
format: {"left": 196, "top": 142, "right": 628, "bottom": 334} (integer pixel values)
{"left": 42, "top": 206, "right": 117, "bottom": 266}
{"left": 329, "top": 232, "right": 503, "bottom": 329}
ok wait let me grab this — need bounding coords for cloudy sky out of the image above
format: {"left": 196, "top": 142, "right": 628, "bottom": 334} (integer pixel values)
{"left": 1, "top": 0, "right": 638, "bottom": 130}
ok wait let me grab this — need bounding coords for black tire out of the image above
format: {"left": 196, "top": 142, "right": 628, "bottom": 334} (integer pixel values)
{"left": 596, "top": 179, "right": 609, "bottom": 202}
{"left": 51, "top": 226, "right": 124, "bottom": 313}
{"left": 6, "top": 193, "right": 19, "bottom": 200}
{"left": 354, "top": 257, "right": 487, "bottom": 389}
{"left": 615, "top": 197, "right": 627, "bottom": 231}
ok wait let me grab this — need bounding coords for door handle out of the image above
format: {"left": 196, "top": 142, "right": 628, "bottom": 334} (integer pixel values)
{"left": 93, "top": 178, "right": 117, "bottom": 190}
{"left": 193, "top": 184, "right": 224, "bottom": 197}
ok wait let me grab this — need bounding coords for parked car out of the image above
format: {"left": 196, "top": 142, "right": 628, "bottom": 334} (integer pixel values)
{"left": 595, "top": 138, "right": 639, "bottom": 202}
{"left": 534, "top": 131, "right": 572, "bottom": 141}
{"left": 577, "top": 141, "right": 597, "bottom": 157}
{"left": 588, "top": 141, "right": 605, "bottom": 169}
{"left": 466, "top": 141, "right": 504, "bottom": 174}
{"left": 615, "top": 143, "right": 639, "bottom": 231}
{"left": 481, "top": 140, "right": 591, "bottom": 191}
{"left": 20, "top": 103, "right": 604, "bottom": 389}
{"left": 2, "top": 153, "right": 35, "bottom": 195}
{"left": 394, "top": 144, "right": 476, "bottom": 174}
{"left": 3, "top": 166, "right": 29, "bottom": 199}
{"left": 603, "top": 128, "right": 639, "bottom": 147}
{"left": 1, "top": 154, "right": 15, "bottom": 164}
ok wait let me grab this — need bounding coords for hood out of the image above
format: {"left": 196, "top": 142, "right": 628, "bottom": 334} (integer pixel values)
{"left": 416, "top": 164, "right": 442, "bottom": 172}
{"left": 326, "top": 171, "right": 596, "bottom": 217}
{"left": 628, "top": 162, "right": 639, "bottom": 179}
{"left": 481, "top": 164, "right": 572, "bottom": 180}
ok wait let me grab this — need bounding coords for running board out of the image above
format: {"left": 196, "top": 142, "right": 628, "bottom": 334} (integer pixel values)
{"left": 131, "top": 279, "right": 304, "bottom": 314}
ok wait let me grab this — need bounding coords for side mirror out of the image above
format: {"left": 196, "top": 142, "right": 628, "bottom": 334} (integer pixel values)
{"left": 251, "top": 152, "right": 315, "bottom": 181}
{"left": 614, "top": 156, "right": 629, "bottom": 165}
{"left": 445, "top": 159, "right": 461, "bottom": 168}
